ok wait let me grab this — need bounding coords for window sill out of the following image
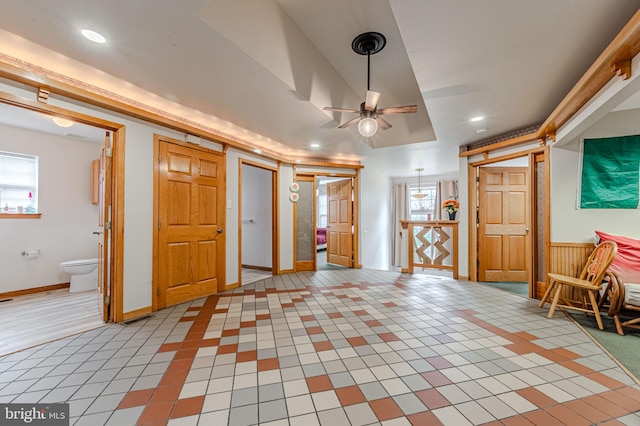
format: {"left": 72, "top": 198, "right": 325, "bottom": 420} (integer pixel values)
{"left": 0, "top": 213, "right": 42, "bottom": 219}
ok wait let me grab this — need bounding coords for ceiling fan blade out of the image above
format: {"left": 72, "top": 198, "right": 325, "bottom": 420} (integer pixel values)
{"left": 338, "top": 116, "right": 361, "bottom": 129}
{"left": 376, "top": 117, "right": 392, "bottom": 130}
{"left": 323, "top": 106, "right": 359, "bottom": 113}
{"left": 364, "top": 91, "right": 380, "bottom": 111}
{"left": 378, "top": 105, "right": 418, "bottom": 115}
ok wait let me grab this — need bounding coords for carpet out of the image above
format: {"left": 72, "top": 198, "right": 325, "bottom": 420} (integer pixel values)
{"left": 569, "top": 311, "right": 640, "bottom": 381}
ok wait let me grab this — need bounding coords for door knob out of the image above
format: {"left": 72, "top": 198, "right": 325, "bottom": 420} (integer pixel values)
{"left": 93, "top": 231, "right": 102, "bottom": 235}
{"left": 217, "top": 228, "right": 224, "bottom": 234}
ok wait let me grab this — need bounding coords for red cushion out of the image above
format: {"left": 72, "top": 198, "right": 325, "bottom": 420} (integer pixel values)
{"left": 595, "top": 230, "right": 640, "bottom": 283}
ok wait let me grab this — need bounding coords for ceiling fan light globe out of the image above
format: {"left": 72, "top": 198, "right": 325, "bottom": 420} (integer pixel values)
{"left": 412, "top": 192, "right": 426, "bottom": 199}
{"left": 358, "top": 117, "right": 378, "bottom": 137}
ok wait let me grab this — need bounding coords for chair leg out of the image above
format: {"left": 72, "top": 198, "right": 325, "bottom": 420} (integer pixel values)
{"left": 547, "top": 284, "right": 563, "bottom": 319}
{"left": 613, "top": 314, "right": 624, "bottom": 336}
{"left": 540, "top": 280, "right": 557, "bottom": 308}
{"left": 587, "top": 290, "right": 603, "bottom": 330}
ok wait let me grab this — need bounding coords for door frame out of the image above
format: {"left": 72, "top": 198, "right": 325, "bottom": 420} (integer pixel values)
{"left": 152, "top": 134, "right": 227, "bottom": 312}
{"left": 468, "top": 145, "right": 549, "bottom": 298}
{"left": 238, "top": 158, "right": 279, "bottom": 284}
{"left": 0, "top": 90, "right": 125, "bottom": 322}
{"left": 293, "top": 170, "right": 361, "bottom": 271}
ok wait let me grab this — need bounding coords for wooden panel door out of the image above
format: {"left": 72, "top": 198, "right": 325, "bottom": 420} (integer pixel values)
{"left": 97, "top": 132, "right": 111, "bottom": 322}
{"left": 478, "top": 167, "right": 529, "bottom": 281}
{"left": 158, "top": 141, "right": 225, "bottom": 308}
{"left": 327, "top": 179, "right": 352, "bottom": 267}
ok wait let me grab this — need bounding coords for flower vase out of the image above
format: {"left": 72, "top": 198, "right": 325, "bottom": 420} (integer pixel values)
{"left": 448, "top": 211, "right": 456, "bottom": 220}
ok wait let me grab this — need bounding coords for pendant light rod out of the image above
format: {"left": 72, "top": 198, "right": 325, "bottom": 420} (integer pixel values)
{"left": 367, "top": 51, "right": 371, "bottom": 91}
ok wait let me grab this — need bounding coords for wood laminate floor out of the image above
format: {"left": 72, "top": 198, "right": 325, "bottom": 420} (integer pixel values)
{"left": 0, "top": 289, "right": 105, "bottom": 356}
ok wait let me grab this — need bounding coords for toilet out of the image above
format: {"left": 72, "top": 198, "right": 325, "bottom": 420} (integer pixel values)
{"left": 59, "top": 258, "right": 98, "bottom": 292}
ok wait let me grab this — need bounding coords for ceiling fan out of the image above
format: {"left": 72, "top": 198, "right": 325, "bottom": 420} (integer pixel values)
{"left": 324, "top": 32, "right": 417, "bottom": 137}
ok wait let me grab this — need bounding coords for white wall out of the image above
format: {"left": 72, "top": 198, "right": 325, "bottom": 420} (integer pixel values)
{"left": 551, "top": 108, "right": 640, "bottom": 241}
{"left": 241, "top": 164, "right": 272, "bottom": 268}
{"left": 0, "top": 124, "right": 100, "bottom": 292}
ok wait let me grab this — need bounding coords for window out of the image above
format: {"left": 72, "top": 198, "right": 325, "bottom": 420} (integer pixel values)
{"left": 0, "top": 151, "right": 38, "bottom": 213}
{"left": 409, "top": 184, "right": 436, "bottom": 220}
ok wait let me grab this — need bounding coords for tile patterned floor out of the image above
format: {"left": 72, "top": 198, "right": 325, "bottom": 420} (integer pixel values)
{"left": 1, "top": 270, "right": 640, "bottom": 425}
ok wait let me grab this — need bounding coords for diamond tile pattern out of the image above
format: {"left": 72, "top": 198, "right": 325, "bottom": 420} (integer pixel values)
{"left": 1, "top": 270, "right": 639, "bottom": 425}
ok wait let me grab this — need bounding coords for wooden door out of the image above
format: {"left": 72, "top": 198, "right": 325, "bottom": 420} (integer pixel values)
{"left": 97, "top": 132, "right": 111, "bottom": 322}
{"left": 478, "top": 167, "right": 529, "bottom": 281}
{"left": 157, "top": 140, "right": 225, "bottom": 309}
{"left": 327, "top": 179, "right": 352, "bottom": 267}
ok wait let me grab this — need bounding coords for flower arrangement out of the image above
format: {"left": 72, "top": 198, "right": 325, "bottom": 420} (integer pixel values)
{"left": 442, "top": 199, "right": 460, "bottom": 213}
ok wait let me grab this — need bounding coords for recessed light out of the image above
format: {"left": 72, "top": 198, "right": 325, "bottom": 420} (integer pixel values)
{"left": 310, "top": 143, "right": 320, "bottom": 148}
{"left": 470, "top": 116, "right": 484, "bottom": 122}
{"left": 81, "top": 29, "right": 106, "bottom": 44}
{"left": 53, "top": 117, "right": 74, "bottom": 128}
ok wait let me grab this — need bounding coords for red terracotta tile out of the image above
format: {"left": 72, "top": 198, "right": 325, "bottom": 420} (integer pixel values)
{"left": 351, "top": 297, "right": 364, "bottom": 302}
{"left": 118, "top": 388, "right": 155, "bottom": 409}
{"left": 167, "top": 358, "right": 193, "bottom": 373}
{"left": 586, "top": 372, "right": 626, "bottom": 390}
{"left": 236, "top": 350, "right": 258, "bottom": 363}
{"left": 335, "top": 386, "right": 366, "bottom": 406}
{"left": 545, "top": 405, "right": 591, "bottom": 426}
{"left": 178, "top": 317, "right": 194, "bottom": 322}
{"left": 378, "top": 332, "right": 400, "bottom": 342}
{"left": 180, "top": 340, "right": 201, "bottom": 350}
{"left": 353, "top": 310, "right": 368, "bottom": 316}
{"left": 327, "top": 312, "right": 343, "bottom": 319}
{"left": 306, "top": 326, "right": 324, "bottom": 335}
{"left": 407, "top": 411, "right": 444, "bottom": 426}
{"left": 306, "top": 375, "right": 333, "bottom": 393}
{"left": 138, "top": 401, "right": 174, "bottom": 424}
{"left": 174, "top": 348, "right": 198, "bottom": 360}
{"left": 539, "top": 348, "right": 579, "bottom": 363}
{"left": 420, "top": 371, "right": 452, "bottom": 387}
{"left": 159, "top": 370, "right": 189, "bottom": 388}
{"left": 217, "top": 344, "right": 238, "bottom": 354}
{"left": 523, "top": 410, "right": 565, "bottom": 426}
{"left": 200, "top": 338, "right": 220, "bottom": 347}
{"left": 151, "top": 385, "right": 181, "bottom": 402}
{"left": 604, "top": 388, "right": 640, "bottom": 411}
{"left": 221, "top": 329, "right": 240, "bottom": 337}
{"left": 415, "top": 389, "right": 450, "bottom": 409}
{"left": 581, "top": 394, "right": 630, "bottom": 418}
{"left": 256, "top": 314, "right": 271, "bottom": 320}
{"left": 564, "top": 399, "right": 611, "bottom": 423}
{"left": 313, "top": 341, "right": 334, "bottom": 352}
{"left": 240, "top": 320, "right": 256, "bottom": 328}
{"left": 364, "top": 319, "right": 382, "bottom": 327}
{"left": 501, "top": 415, "right": 535, "bottom": 425}
{"left": 383, "top": 302, "right": 397, "bottom": 308}
{"left": 186, "top": 306, "right": 201, "bottom": 312}
{"left": 170, "top": 396, "right": 204, "bottom": 419}
{"left": 347, "top": 336, "right": 368, "bottom": 346}
{"left": 369, "top": 397, "right": 404, "bottom": 421}
{"left": 516, "top": 387, "right": 557, "bottom": 408}
{"left": 512, "top": 331, "right": 538, "bottom": 341}
{"left": 559, "top": 360, "right": 594, "bottom": 375}
{"left": 336, "top": 295, "right": 349, "bottom": 299}
{"left": 257, "top": 358, "right": 280, "bottom": 372}
{"left": 158, "top": 342, "right": 181, "bottom": 353}
{"left": 300, "top": 315, "right": 316, "bottom": 322}
{"left": 504, "top": 341, "right": 543, "bottom": 355}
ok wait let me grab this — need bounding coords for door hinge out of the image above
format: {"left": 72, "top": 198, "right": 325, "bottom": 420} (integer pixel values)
{"left": 104, "top": 221, "right": 112, "bottom": 231}
{"left": 158, "top": 221, "right": 161, "bottom": 230}
{"left": 105, "top": 148, "right": 113, "bottom": 157}
{"left": 476, "top": 176, "right": 480, "bottom": 182}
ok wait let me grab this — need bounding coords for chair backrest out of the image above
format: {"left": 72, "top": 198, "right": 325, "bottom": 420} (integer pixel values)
{"left": 579, "top": 240, "right": 618, "bottom": 285}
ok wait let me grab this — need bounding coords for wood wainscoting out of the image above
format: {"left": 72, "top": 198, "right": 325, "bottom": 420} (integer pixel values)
{"left": 537, "top": 242, "right": 594, "bottom": 299}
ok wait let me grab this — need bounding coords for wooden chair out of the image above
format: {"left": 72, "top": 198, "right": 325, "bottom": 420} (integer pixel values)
{"left": 600, "top": 271, "right": 640, "bottom": 335}
{"left": 540, "top": 240, "right": 617, "bottom": 330}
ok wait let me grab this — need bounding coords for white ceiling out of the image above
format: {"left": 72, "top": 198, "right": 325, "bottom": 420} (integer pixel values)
{"left": 0, "top": 0, "right": 638, "bottom": 166}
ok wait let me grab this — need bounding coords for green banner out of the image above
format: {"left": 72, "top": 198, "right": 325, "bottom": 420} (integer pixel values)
{"left": 580, "top": 135, "right": 640, "bottom": 209}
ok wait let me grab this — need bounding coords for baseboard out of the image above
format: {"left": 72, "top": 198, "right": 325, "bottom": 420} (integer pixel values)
{"left": 122, "top": 306, "right": 152, "bottom": 322}
{"left": 459, "top": 275, "right": 469, "bottom": 281}
{"left": 0, "top": 283, "right": 70, "bottom": 300}
{"left": 241, "top": 265, "right": 272, "bottom": 271}
{"left": 226, "top": 282, "right": 241, "bottom": 290}
{"left": 279, "top": 269, "right": 295, "bottom": 275}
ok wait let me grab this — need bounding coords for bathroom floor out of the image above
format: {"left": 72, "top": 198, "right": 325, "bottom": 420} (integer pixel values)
{"left": 0, "top": 289, "right": 105, "bottom": 357}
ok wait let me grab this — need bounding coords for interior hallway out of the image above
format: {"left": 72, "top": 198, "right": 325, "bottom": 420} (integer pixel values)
{"left": 0, "top": 269, "right": 639, "bottom": 425}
